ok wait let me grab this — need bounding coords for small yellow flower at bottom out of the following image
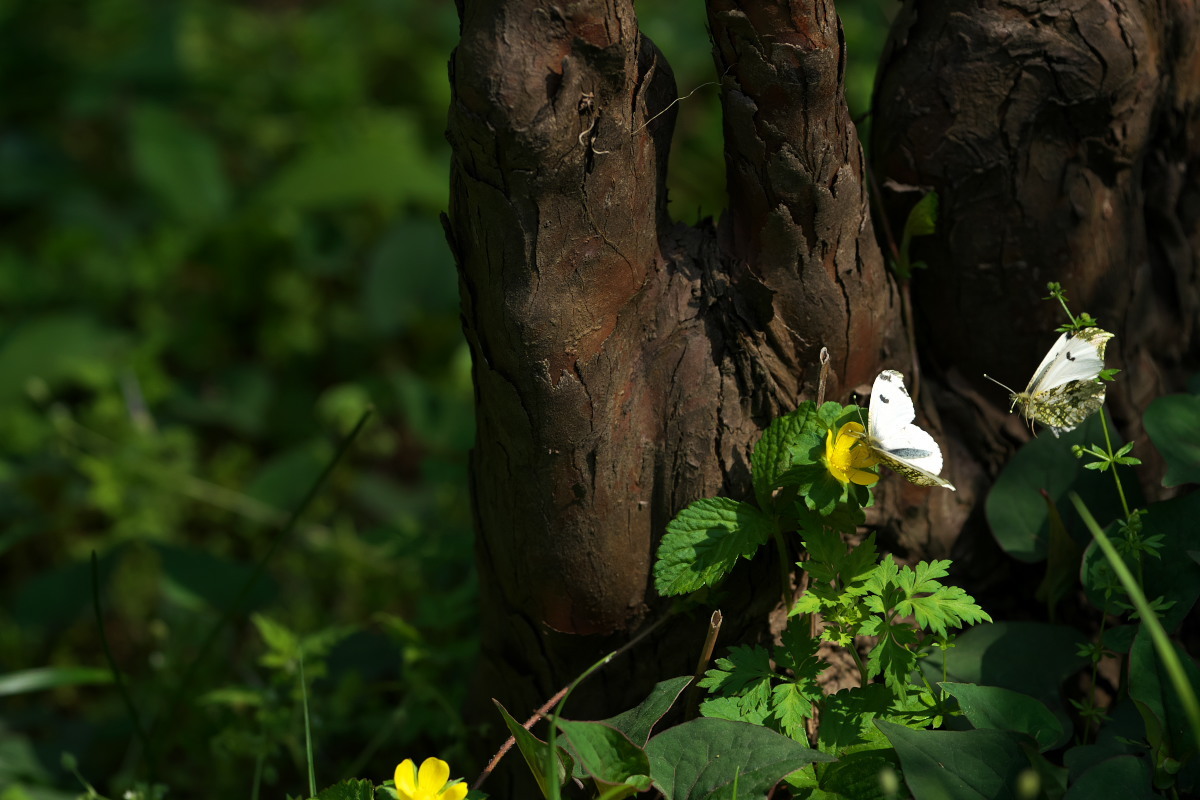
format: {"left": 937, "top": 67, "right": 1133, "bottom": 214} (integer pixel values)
{"left": 393, "top": 757, "right": 469, "bottom": 800}
{"left": 825, "top": 422, "right": 880, "bottom": 487}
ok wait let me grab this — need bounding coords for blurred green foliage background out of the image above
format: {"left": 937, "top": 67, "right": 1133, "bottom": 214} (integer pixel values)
{"left": 0, "top": 0, "right": 890, "bottom": 797}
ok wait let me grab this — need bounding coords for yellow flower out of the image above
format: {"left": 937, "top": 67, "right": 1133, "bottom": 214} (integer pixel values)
{"left": 393, "top": 757, "right": 468, "bottom": 800}
{"left": 824, "top": 422, "right": 880, "bottom": 486}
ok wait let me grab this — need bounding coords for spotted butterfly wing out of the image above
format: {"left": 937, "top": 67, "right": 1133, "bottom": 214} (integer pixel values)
{"left": 1013, "top": 327, "right": 1113, "bottom": 437}
{"left": 864, "top": 370, "right": 955, "bottom": 490}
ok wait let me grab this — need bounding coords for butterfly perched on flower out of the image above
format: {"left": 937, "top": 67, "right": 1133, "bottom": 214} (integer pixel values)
{"left": 988, "top": 327, "right": 1114, "bottom": 437}
{"left": 858, "top": 370, "right": 955, "bottom": 490}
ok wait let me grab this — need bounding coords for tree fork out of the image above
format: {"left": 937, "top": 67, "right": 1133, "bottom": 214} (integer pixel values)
{"left": 447, "top": 0, "right": 918, "bottom": 789}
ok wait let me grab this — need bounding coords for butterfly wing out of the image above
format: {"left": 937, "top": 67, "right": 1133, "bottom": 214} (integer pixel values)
{"left": 1017, "top": 327, "right": 1114, "bottom": 435}
{"left": 867, "top": 370, "right": 955, "bottom": 489}
{"left": 1024, "top": 328, "right": 1112, "bottom": 394}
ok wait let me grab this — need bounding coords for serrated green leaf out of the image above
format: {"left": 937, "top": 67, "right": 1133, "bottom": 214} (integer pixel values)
{"left": 699, "top": 645, "right": 774, "bottom": 700}
{"left": 753, "top": 403, "right": 821, "bottom": 509}
{"left": 654, "top": 498, "right": 777, "bottom": 595}
{"left": 314, "top": 779, "right": 375, "bottom": 800}
{"left": 818, "top": 685, "right": 895, "bottom": 751}
{"left": 771, "top": 683, "right": 816, "bottom": 741}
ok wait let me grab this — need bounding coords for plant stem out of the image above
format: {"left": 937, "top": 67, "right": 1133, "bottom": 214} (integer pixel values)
{"left": 773, "top": 530, "right": 793, "bottom": 612}
{"left": 1099, "top": 413, "right": 1131, "bottom": 521}
{"left": 1071, "top": 493, "right": 1200, "bottom": 749}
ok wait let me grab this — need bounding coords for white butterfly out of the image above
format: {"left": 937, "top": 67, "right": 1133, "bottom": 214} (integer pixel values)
{"left": 860, "top": 370, "right": 955, "bottom": 490}
{"left": 988, "top": 327, "right": 1114, "bottom": 437}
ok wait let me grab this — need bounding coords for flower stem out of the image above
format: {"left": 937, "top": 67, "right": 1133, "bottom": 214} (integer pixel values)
{"left": 1099, "top": 413, "right": 1131, "bottom": 521}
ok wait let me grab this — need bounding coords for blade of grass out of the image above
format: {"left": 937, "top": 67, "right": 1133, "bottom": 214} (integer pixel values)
{"left": 1069, "top": 492, "right": 1200, "bottom": 746}
{"left": 300, "top": 649, "right": 316, "bottom": 798}
{"left": 92, "top": 551, "right": 158, "bottom": 784}
{"left": 151, "top": 410, "right": 373, "bottom": 768}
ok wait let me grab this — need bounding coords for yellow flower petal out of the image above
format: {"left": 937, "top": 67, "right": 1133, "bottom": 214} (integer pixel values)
{"left": 441, "top": 782, "right": 469, "bottom": 800}
{"left": 394, "top": 760, "right": 419, "bottom": 799}
{"left": 417, "top": 758, "right": 452, "bottom": 794}
{"left": 825, "top": 422, "right": 879, "bottom": 485}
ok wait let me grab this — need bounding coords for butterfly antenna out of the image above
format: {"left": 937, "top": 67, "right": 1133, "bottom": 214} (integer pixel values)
{"left": 982, "top": 373, "right": 1016, "bottom": 394}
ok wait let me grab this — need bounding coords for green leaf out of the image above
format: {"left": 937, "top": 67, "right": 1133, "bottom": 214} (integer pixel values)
{"left": 917, "top": 622, "right": 1087, "bottom": 738}
{"left": 1128, "top": 624, "right": 1200, "bottom": 760}
{"left": 771, "top": 683, "right": 816, "bottom": 741}
{"left": 494, "top": 700, "right": 571, "bottom": 798}
{"left": 941, "top": 682, "right": 1066, "bottom": 752}
{"left": 654, "top": 498, "right": 777, "bottom": 595}
{"left": 1035, "top": 490, "right": 1083, "bottom": 615}
{"left": 861, "top": 617, "right": 920, "bottom": 691}
{"left": 645, "top": 717, "right": 834, "bottom": 800}
{"left": 1145, "top": 394, "right": 1200, "bottom": 487}
{"left": 986, "top": 413, "right": 1132, "bottom": 562}
{"left": 1062, "top": 755, "right": 1156, "bottom": 800}
{"left": 698, "top": 645, "right": 775, "bottom": 710}
{"left": 0, "top": 667, "right": 113, "bottom": 697}
{"left": 752, "top": 403, "right": 820, "bottom": 509}
{"left": 817, "top": 685, "right": 894, "bottom": 751}
{"left": 1081, "top": 493, "right": 1200, "bottom": 630}
{"left": 556, "top": 719, "right": 651, "bottom": 791}
{"left": 876, "top": 720, "right": 1028, "bottom": 800}
{"left": 129, "top": 104, "right": 230, "bottom": 224}
{"left": 0, "top": 313, "right": 128, "bottom": 402}
{"left": 314, "top": 779, "right": 374, "bottom": 800}
{"left": 601, "top": 676, "right": 692, "bottom": 747}
{"left": 903, "top": 191, "right": 939, "bottom": 239}
{"left": 257, "top": 110, "right": 445, "bottom": 212}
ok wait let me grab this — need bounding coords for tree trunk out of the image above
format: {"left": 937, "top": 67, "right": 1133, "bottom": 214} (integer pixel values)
{"left": 445, "top": 0, "right": 1200, "bottom": 791}
{"left": 446, "top": 0, "right": 912, "bottom": 790}
{"left": 871, "top": 0, "right": 1200, "bottom": 583}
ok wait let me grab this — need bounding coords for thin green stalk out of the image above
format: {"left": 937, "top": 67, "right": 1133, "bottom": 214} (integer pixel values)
{"left": 773, "top": 530, "right": 792, "bottom": 611}
{"left": 1053, "top": 293, "right": 1078, "bottom": 327}
{"left": 1070, "top": 493, "right": 1200, "bottom": 748}
{"left": 1098, "top": 413, "right": 1132, "bottom": 521}
{"left": 251, "top": 745, "right": 265, "bottom": 800}
{"left": 300, "top": 650, "right": 316, "bottom": 798}
{"left": 153, "top": 410, "right": 372, "bottom": 765}
{"left": 91, "top": 551, "right": 158, "bottom": 785}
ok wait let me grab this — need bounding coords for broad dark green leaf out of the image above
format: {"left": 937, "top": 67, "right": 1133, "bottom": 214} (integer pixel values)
{"left": 556, "top": 719, "right": 650, "bottom": 791}
{"left": 129, "top": 104, "right": 230, "bottom": 223}
{"left": 494, "top": 701, "right": 571, "bottom": 798}
{"left": 941, "top": 682, "right": 1065, "bottom": 752}
{"left": 877, "top": 720, "right": 1028, "bottom": 800}
{"left": 918, "top": 622, "right": 1086, "bottom": 738}
{"left": 1144, "top": 394, "right": 1200, "bottom": 487}
{"left": 601, "top": 676, "right": 691, "bottom": 747}
{"left": 986, "top": 413, "right": 1132, "bottom": 562}
{"left": 1062, "top": 755, "right": 1156, "bottom": 800}
{"left": 1128, "top": 625, "right": 1200, "bottom": 759}
{"left": 646, "top": 717, "right": 833, "bottom": 800}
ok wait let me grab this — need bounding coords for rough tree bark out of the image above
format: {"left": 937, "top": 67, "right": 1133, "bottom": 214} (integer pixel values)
{"left": 445, "top": 0, "right": 1199, "bottom": 791}
{"left": 871, "top": 0, "right": 1200, "bottom": 586}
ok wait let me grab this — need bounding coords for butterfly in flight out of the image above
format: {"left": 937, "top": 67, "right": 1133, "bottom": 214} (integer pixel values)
{"left": 859, "top": 370, "right": 955, "bottom": 490}
{"left": 987, "top": 327, "right": 1114, "bottom": 437}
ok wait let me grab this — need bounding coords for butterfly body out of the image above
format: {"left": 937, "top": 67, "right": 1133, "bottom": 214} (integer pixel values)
{"left": 1010, "top": 327, "right": 1113, "bottom": 436}
{"left": 860, "top": 369, "right": 955, "bottom": 490}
